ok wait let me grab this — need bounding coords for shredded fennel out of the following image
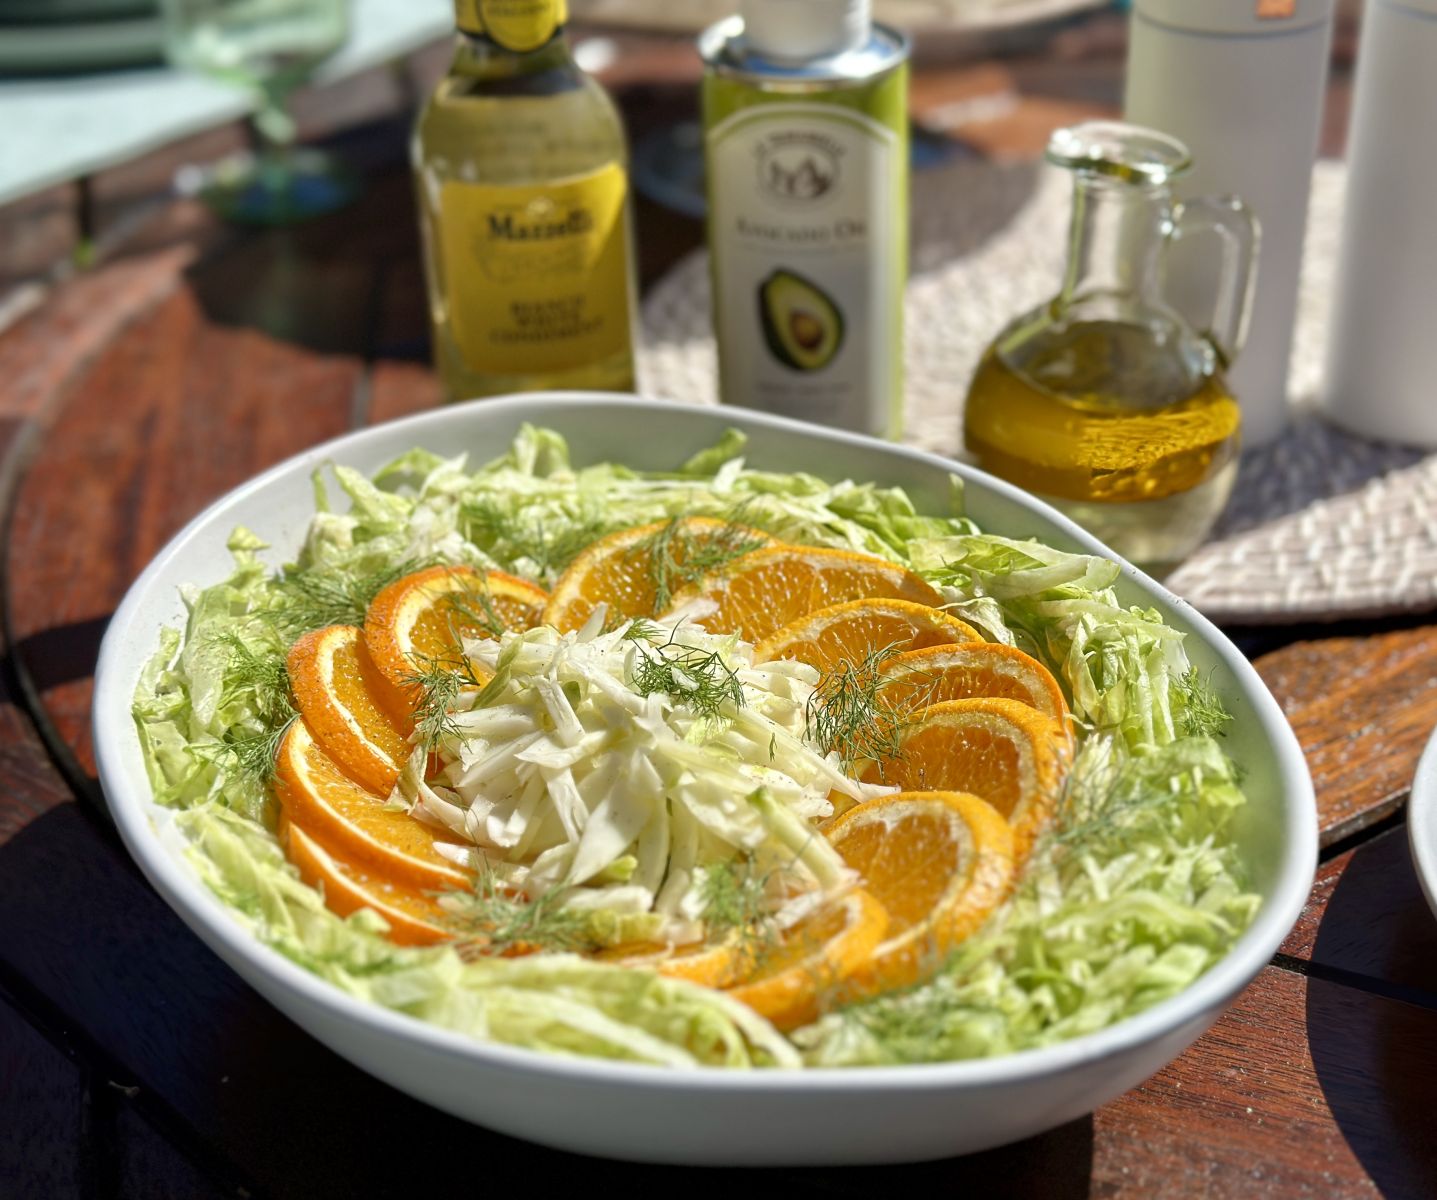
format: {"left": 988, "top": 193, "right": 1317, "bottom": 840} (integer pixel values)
{"left": 396, "top": 614, "right": 874, "bottom": 948}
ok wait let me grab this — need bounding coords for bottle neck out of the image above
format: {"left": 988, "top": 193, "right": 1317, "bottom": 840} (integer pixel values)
{"left": 451, "top": 0, "right": 570, "bottom": 77}
{"left": 1057, "top": 175, "right": 1169, "bottom": 309}
{"left": 449, "top": 25, "right": 572, "bottom": 81}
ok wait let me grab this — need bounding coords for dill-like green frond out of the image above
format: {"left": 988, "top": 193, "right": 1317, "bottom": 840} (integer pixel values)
{"left": 403, "top": 654, "right": 483, "bottom": 751}
{"left": 700, "top": 857, "right": 769, "bottom": 934}
{"left": 630, "top": 634, "right": 745, "bottom": 720}
{"left": 1172, "top": 667, "right": 1232, "bottom": 740}
{"left": 200, "top": 632, "right": 297, "bottom": 787}
{"left": 449, "top": 868, "right": 596, "bottom": 956}
{"left": 699, "top": 856, "right": 780, "bottom": 968}
{"left": 622, "top": 618, "right": 661, "bottom": 643}
{"left": 442, "top": 579, "right": 507, "bottom": 639}
{"left": 637, "top": 509, "right": 770, "bottom": 614}
{"left": 803, "top": 642, "right": 911, "bottom": 774}
{"left": 206, "top": 723, "right": 295, "bottom": 790}
{"left": 459, "top": 499, "right": 610, "bottom": 585}
{"left": 265, "top": 557, "right": 428, "bottom": 641}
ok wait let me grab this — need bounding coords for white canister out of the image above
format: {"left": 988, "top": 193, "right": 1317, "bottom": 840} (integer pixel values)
{"left": 1125, "top": 0, "right": 1336, "bottom": 448}
{"left": 1322, "top": 0, "right": 1437, "bottom": 448}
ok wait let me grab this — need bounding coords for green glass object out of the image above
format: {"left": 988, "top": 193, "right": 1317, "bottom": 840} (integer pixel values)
{"left": 161, "top": 0, "right": 357, "bottom": 225}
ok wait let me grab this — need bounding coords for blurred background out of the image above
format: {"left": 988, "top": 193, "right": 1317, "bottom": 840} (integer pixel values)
{"left": 0, "top": 0, "right": 1365, "bottom": 356}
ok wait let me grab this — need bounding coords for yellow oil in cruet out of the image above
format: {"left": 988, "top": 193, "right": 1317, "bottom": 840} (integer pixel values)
{"left": 963, "top": 122, "right": 1257, "bottom": 573}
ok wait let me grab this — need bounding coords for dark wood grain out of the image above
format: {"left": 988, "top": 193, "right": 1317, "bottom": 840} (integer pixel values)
{"left": 113, "top": 1105, "right": 239, "bottom": 1200}
{"left": 0, "top": 412, "right": 80, "bottom": 841}
{"left": 1096, "top": 966, "right": 1437, "bottom": 1199}
{"left": 5, "top": 281, "right": 360, "bottom": 773}
{"left": 0, "top": 182, "right": 81, "bottom": 297}
{"left": 1254, "top": 625, "right": 1437, "bottom": 845}
{"left": 0, "top": 247, "right": 190, "bottom": 423}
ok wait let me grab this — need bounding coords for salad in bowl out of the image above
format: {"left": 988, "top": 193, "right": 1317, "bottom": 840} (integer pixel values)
{"left": 130, "top": 419, "right": 1264, "bottom": 1072}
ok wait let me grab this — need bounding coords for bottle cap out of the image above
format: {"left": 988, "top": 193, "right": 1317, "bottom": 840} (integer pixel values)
{"left": 741, "top": 0, "right": 871, "bottom": 60}
{"left": 454, "top": 0, "right": 568, "bottom": 49}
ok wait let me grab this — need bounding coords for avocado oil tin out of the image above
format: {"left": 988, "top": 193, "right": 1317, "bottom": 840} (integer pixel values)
{"left": 700, "top": 4, "right": 909, "bottom": 439}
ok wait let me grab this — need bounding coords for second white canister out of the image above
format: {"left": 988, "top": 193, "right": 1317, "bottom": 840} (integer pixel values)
{"left": 1322, "top": 0, "right": 1437, "bottom": 448}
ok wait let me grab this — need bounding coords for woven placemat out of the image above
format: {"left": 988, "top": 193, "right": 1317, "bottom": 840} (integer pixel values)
{"left": 638, "top": 157, "right": 1435, "bottom": 624}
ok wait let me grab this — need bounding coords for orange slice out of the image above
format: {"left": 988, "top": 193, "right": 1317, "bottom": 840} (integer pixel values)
{"left": 855, "top": 697, "right": 1069, "bottom": 861}
{"left": 273, "top": 717, "right": 470, "bottom": 892}
{"left": 601, "top": 939, "right": 745, "bottom": 988}
{"left": 823, "top": 791, "right": 1014, "bottom": 991}
{"left": 754, "top": 598, "right": 981, "bottom": 674}
{"left": 287, "top": 624, "right": 413, "bottom": 794}
{"left": 541, "top": 517, "right": 777, "bottom": 633}
{"left": 280, "top": 817, "right": 453, "bottom": 947}
{"left": 724, "top": 889, "right": 889, "bottom": 1031}
{"left": 878, "top": 643, "right": 1069, "bottom": 724}
{"left": 668, "top": 546, "right": 943, "bottom": 645}
{"left": 364, "top": 565, "right": 547, "bottom": 707}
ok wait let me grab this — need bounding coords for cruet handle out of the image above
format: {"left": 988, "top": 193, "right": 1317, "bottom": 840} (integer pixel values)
{"left": 1166, "top": 195, "right": 1260, "bottom": 365}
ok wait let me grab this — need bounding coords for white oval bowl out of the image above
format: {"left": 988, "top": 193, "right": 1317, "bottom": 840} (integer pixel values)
{"left": 92, "top": 393, "right": 1317, "bottom": 1165}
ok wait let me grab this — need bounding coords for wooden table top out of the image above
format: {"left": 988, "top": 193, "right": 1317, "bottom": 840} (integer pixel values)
{"left": 4, "top": 14, "right": 1436, "bottom": 1200}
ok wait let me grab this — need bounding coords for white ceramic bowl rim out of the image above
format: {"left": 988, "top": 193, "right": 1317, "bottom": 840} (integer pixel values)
{"left": 93, "top": 393, "right": 1317, "bottom": 1093}
{"left": 1408, "top": 727, "right": 1437, "bottom": 919}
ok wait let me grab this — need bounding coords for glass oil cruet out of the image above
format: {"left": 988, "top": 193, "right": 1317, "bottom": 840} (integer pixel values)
{"left": 963, "top": 121, "right": 1258, "bottom": 572}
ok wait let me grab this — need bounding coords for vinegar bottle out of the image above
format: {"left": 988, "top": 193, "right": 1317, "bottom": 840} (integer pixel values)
{"left": 412, "top": 0, "right": 637, "bottom": 401}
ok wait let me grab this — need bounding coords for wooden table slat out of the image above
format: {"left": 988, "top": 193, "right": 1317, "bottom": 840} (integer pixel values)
{"left": 1279, "top": 825, "right": 1437, "bottom": 1007}
{"left": 1254, "top": 625, "right": 1437, "bottom": 847}
{"left": 1097, "top": 966, "right": 1437, "bottom": 1199}
{"left": 5, "top": 282, "right": 362, "bottom": 775}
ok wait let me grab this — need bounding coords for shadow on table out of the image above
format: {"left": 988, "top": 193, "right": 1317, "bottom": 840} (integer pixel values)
{"left": 910, "top": 158, "right": 1042, "bottom": 276}
{"left": 1209, "top": 411, "right": 1425, "bottom": 541}
{"left": 180, "top": 121, "right": 429, "bottom": 362}
{"left": 1306, "top": 828, "right": 1437, "bottom": 1199}
{"left": 0, "top": 804, "right": 1096, "bottom": 1198}
{"left": 777, "top": 1118, "right": 1093, "bottom": 1198}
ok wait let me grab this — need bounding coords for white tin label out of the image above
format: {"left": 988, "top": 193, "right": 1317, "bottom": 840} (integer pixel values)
{"left": 707, "top": 103, "right": 902, "bottom": 437}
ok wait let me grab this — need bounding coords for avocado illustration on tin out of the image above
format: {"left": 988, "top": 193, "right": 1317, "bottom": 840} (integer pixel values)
{"left": 758, "top": 270, "right": 845, "bottom": 372}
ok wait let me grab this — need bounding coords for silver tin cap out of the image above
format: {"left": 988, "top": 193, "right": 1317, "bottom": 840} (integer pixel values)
{"left": 698, "top": 12, "right": 907, "bottom": 86}
{"left": 1133, "top": 0, "right": 1335, "bottom": 36}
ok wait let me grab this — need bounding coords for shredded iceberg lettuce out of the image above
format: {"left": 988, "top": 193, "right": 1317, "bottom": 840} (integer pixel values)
{"left": 132, "top": 424, "right": 1260, "bottom": 1070}
{"left": 299, "top": 424, "right": 978, "bottom": 589}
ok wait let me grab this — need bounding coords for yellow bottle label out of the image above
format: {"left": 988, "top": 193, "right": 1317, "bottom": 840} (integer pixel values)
{"left": 438, "top": 163, "right": 632, "bottom": 377}
{"left": 453, "top": 0, "right": 567, "bottom": 50}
